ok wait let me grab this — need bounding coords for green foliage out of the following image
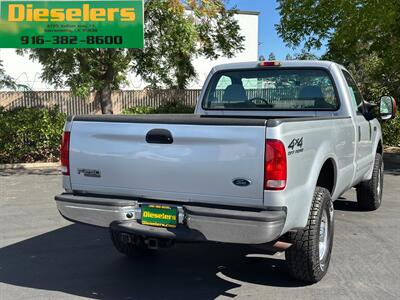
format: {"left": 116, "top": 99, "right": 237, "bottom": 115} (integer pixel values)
{"left": 130, "top": 0, "right": 244, "bottom": 89}
{"left": 17, "top": 48, "right": 130, "bottom": 114}
{"left": 17, "top": 1, "right": 244, "bottom": 113}
{"left": 277, "top": 0, "right": 400, "bottom": 146}
{"left": 0, "top": 107, "right": 66, "bottom": 164}
{"left": 285, "top": 54, "right": 293, "bottom": 60}
{"left": 284, "top": 51, "right": 319, "bottom": 61}
{"left": 294, "top": 50, "right": 319, "bottom": 61}
{"left": 276, "top": 0, "right": 400, "bottom": 98}
{"left": 0, "top": 59, "right": 16, "bottom": 90}
{"left": 268, "top": 52, "right": 276, "bottom": 61}
{"left": 123, "top": 106, "right": 156, "bottom": 115}
{"left": 347, "top": 54, "right": 400, "bottom": 146}
{"left": 382, "top": 112, "right": 400, "bottom": 147}
{"left": 18, "top": 49, "right": 130, "bottom": 98}
{"left": 122, "top": 101, "right": 194, "bottom": 115}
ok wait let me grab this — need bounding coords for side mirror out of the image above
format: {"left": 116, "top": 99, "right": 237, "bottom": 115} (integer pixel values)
{"left": 379, "top": 96, "right": 397, "bottom": 121}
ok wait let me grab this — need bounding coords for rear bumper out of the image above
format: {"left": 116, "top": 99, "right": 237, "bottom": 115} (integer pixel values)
{"left": 55, "top": 193, "right": 286, "bottom": 244}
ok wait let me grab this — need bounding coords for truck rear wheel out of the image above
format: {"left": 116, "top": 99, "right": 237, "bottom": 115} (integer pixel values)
{"left": 356, "top": 153, "right": 383, "bottom": 211}
{"left": 110, "top": 229, "right": 155, "bottom": 257}
{"left": 285, "top": 187, "right": 334, "bottom": 283}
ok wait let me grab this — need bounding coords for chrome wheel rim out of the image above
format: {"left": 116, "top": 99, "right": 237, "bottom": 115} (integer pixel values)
{"left": 319, "top": 210, "right": 329, "bottom": 261}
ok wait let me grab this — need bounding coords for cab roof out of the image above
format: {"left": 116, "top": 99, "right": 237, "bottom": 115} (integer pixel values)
{"left": 213, "top": 60, "right": 340, "bottom": 72}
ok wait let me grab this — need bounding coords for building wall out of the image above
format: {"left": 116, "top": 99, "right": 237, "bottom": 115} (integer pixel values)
{"left": 0, "top": 11, "right": 259, "bottom": 91}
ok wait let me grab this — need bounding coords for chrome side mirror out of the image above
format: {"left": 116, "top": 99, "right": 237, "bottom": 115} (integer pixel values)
{"left": 379, "top": 96, "right": 397, "bottom": 121}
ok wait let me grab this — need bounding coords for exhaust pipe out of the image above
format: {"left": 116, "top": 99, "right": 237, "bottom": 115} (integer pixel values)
{"left": 253, "top": 240, "right": 292, "bottom": 253}
{"left": 272, "top": 241, "right": 292, "bottom": 251}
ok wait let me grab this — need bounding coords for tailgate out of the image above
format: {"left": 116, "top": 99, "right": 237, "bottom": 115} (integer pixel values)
{"left": 69, "top": 117, "right": 266, "bottom": 207}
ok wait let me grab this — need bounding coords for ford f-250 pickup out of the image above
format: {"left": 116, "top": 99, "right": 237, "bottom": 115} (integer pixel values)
{"left": 55, "top": 60, "right": 397, "bottom": 283}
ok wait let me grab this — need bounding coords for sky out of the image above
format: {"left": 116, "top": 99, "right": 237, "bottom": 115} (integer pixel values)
{"left": 230, "top": 0, "right": 327, "bottom": 60}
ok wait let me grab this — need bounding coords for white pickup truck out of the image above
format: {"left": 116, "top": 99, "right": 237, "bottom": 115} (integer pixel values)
{"left": 55, "top": 61, "right": 397, "bottom": 283}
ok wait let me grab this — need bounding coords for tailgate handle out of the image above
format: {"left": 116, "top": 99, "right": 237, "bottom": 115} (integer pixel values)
{"left": 146, "top": 129, "right": 174, "bottom": 144}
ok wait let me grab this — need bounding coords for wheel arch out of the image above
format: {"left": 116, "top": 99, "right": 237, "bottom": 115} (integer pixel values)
{"left": 316, "top": 158, "right": 337, "bottom": 196}
{"left": 364, "top": 137, "right": 384, "bottom": 181}
{"left": 376, "top": 139, "right": 383, "bottom": 155}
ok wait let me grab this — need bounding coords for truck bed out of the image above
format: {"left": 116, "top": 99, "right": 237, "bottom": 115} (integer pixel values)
{"left": 66, "top": 114, "right": 270, "bottom": 207}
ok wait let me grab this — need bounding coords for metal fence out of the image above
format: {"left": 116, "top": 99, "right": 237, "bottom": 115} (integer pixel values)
{"left": 0, "top": 90, "right": 202, "bottom": 115}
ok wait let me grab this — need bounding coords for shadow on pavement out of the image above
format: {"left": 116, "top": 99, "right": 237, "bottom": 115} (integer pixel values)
{"left": 1, "top": 152, "right": 397, "bottom": 298}
{"left": 0, "top": 224, "right": 305, "bottom": 300}
{"left": 334, "top": 153, "right": 399, "bottom": 212}
{"left": 384, "top": 153, "right": 400, "bottom": 176}
{"left": 333, "top": 199, "right": 361, "bottom": 212}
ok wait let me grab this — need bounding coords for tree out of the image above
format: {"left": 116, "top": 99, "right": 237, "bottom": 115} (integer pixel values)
{"left": 131, "top": 0, "right": 244, "bottom": 90}
{"left": 345, "top": 53, "right": 390, "bottom": 101}
{"left": 268, "top": 52, "right": 276, "bottom": 61}
{"left": 19, "top": 48, "right": 131, "bottom": 114}
{"left": 19, "top": 0, "right": 244, "bottom": 114}
{"left": 285, "top": 54, "right": 293, "bottom": 60}
{"left": 293, "top": 50, "right": 319, "bottom": 61}
{"left": 276, "top": 0, "right": 400, "bottom": 98}
{"left": 0, "top": 59, "right": 15, "bottom": 90}
{"left": 284, "top": 51, "right": 318, "bottom": 61}
{"left": 276, "top": 0, "right": 400, "bottom": 147}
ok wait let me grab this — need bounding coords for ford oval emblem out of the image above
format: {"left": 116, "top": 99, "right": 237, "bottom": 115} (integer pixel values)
{"left": 233, "top": 179, "right": 252, "bottom": 187}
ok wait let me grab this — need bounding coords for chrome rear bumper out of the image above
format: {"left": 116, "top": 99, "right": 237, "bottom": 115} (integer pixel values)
{"left": 55, "top": 193, "right": 286, "bottom": 245}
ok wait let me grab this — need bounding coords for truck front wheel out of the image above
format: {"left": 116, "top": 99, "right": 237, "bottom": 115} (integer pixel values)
{"left": 285, "top": 187, "right": 334, "bottom": 283}
{"left": 356, "top": 153, "right": 383, "bottom": 211}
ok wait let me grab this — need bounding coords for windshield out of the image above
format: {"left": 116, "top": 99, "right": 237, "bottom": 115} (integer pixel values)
{"left": 203, "top": 68, "right": 339, "bottom": 110}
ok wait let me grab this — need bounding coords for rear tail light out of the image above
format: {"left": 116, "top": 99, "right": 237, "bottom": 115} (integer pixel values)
{"left": 60, "top": 131, "right": 70, "bottom": 175}
{"left": 264, "top": 139, "right": 287, "bottom": 190}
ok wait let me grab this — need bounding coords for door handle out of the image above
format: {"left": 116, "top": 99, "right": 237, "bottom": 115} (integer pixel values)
{"left": 146, "top": 129, "right": 174, "bottom": 144}
{"left": 358, "top": 126, "right": 361, "bottom": 142}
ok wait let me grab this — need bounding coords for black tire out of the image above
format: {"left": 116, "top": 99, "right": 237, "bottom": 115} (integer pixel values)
{"left": 356, "top": 153, "right": 384, "bottom": 211}
{"left": 110, "top": 229, "right": 155, "bottom": 257}
{"left": 285, "top": 187, "right": 334, "bottom": 283}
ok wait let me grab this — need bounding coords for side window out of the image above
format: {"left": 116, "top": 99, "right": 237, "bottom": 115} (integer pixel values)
{"left": 215, "top": 75, "right": 232, "bottom": 90}
{"left": 342, "top": 71, "right": 364, "bottom": 114}
{"left": 211, "top": 76, "right": 232, "bottom": 105}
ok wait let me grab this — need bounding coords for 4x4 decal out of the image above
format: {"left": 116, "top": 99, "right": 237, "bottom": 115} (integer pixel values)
{"left": 288, "top": 137, "right": 304, "bottom": 156}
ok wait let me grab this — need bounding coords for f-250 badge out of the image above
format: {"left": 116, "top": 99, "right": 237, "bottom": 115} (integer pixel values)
{"left": 77, "top": 169, "right": 101, "bottom": 178}
{"left": 288, "top": 137, "right": 304, "bottom": 156}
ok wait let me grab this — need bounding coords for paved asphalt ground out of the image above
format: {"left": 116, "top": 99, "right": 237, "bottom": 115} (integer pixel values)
{"left": 0, "top": 154, "right": 399, "bottom": 300}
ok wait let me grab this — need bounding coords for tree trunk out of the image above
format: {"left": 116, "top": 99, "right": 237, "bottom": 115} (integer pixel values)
{"left": 98, "top": 83, "right": 113, "bottom": 114}
{"left": 98, "top": 49, "right": 116, "bottom": 115}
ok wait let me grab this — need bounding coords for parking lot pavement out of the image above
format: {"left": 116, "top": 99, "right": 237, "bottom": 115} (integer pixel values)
{"left": 0, "top": 155, "right": 399, "bottom": 300}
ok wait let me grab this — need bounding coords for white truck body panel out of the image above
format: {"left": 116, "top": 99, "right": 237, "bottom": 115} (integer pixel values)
{"left": 69, "top": 121, "right": 267, "bottom": 207}
{"left": 264, "top": 117, "right": 356, "bottom": 232}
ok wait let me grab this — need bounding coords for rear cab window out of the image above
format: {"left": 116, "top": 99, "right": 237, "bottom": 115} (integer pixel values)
{"left": 203, "top": 68, "right": 339, "bottom": 111}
